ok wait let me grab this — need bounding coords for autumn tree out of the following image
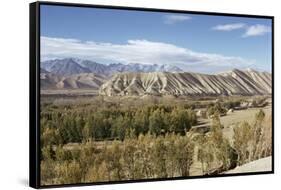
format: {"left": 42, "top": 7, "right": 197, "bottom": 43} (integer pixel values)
{"left": 174, "top": 136, "right": 194, "bottom": 176}
{"left": 165, "top": 134, "right": 178, "bottom": 177}
{"left": 151, "top": 137, "right": 168, "bottom": 178}
{"left": 103, "top": 141, "right": 123, "bottom": 180}
{"left": 197, "top": 134, "right": 214, "bottom": 174}
{"left": 233, "top": 121, "right": 253, "bottom": 165}
{"left": 122, "top": 138, "right": 137, "bottom": 179}
{"left": 55, "top": 161, "right": 83, "bottom": 184}
{"left": 251, "top": 109, "right": 265, "bottom": 160}
{"left": 255, "top": 114, "right": 272, "bottom": 159}
{"left": 208, "top": 113, "right": 234, "bottom": 171}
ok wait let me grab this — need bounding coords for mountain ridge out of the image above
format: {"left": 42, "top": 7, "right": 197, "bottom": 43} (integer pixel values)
{"left": 99, "top": 69, "right": 272, "bottom": 96}
{"left": 41, "top": 72, "right": 105, "bottom": 90}
{"left": 40, "top": 58, "right": 272, "bottom": 97}
{"left": 41, "top": 58, "right": 183, "bottom": 76}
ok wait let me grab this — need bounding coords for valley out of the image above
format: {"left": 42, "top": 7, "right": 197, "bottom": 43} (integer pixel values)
{"left": 40, "top": 58, "right": 272, "bottom": 185}
{"left": 41, "top": 58, "right": 272, "bottom": 98}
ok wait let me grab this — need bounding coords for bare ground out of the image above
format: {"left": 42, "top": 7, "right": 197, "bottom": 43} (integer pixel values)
{"left": 224, "top": 156, "right": 272, "bottom": 174}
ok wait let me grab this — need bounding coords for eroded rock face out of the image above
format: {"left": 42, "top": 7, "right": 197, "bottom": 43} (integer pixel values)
{"left": 99, "top": 69, "right": 272, "bottom": 96}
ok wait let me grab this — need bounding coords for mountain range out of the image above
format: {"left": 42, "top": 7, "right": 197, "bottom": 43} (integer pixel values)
{"left": 41, "top": 58, "right": 183, "bottom": 76}
{"left": 41, "top": 58, "right": 272, "bottom": 97}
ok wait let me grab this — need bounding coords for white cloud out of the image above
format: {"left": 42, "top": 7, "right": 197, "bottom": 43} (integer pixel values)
{"left": 163, "top": 15, "right": 191, "bottom": 24}
{"left": 212, "top": 23, "right": 271, "bottom": 38}
{"left": 212, "top": 23, "right": 246, "bottom": 31}
{"left": 243, "top": 24, "right": 271, "bottom": 37}
{"left": 41, "top": 36, "right": 254, "bottom": 73}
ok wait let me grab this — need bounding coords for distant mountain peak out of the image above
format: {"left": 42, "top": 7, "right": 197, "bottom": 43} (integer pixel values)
{"left": 41, "top": 58, "right": 183, "bottom": 76}
{"left": 41, "top": 58, "right": 91, "bottom": 76}
{"left": 245, "top": 68, "right": 259, "bottom": 73}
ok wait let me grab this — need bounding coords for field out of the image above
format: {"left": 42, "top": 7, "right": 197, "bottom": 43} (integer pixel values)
{"left": 40, "top": 94, "right": 272, "bottom": 185}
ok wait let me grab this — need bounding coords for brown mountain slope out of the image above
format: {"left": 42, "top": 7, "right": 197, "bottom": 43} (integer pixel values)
{"left": 40, "top": 73, "right": 105, "bottom": 90}
{"left": 99, "top": 69, "right": 272, "bottom": 96}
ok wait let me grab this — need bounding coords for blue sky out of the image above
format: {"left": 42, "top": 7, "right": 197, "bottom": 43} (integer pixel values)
{"left": 40, "top": 5, "right": 272, "bottom": 73}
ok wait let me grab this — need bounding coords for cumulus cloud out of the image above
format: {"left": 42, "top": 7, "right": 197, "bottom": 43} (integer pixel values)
{"left": 41, "top": 36, "right": 254, "bottom": 73}
{"left": 242, "top": 24, "right": 271, "bottom": 37}
{"left": 212, "top": 23, "right": 271, "bottom": 38}
{"left": 212, "top": 23, "right": 246, "bottom": 31}
{"left": 163, "top": 15, "right": 191, "bottom": 24}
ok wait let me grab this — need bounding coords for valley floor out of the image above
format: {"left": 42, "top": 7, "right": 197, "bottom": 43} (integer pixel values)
{"left": 193, "top": 98, "right": 272, "bottom": 143}
{"left": 40, "top": 95, "right": 272, "bottom": 184}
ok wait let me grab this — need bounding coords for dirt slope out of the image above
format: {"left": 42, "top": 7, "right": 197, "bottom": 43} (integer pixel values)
{"left": 99, "top": 69, "right": 272, "bottom": 96}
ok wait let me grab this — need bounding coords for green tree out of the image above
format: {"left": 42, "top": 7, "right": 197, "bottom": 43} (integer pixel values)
{"left": 82, "top": 120, "right": 93, "bottom": 141}
{"left": 169, "top": 108, "right": 194, "bottom": 135}
{"left": 133, "top": 110, "right": 149, "bottom": 136}
{"left": 149, "top": 108, "right": 166, "bottom": 136}
{"left": 111, "top": 116, "right": 129, "bottom": 141}
{"left": 92, "top": 112, "right": 111, "bottom": 140}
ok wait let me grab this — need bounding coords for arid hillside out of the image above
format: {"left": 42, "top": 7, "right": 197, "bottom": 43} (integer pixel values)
{"left": 99, "top": 69, "right": 271, "bottom": 96}
{"left": 41, "top": 73, "right": 105, "bottom": 90}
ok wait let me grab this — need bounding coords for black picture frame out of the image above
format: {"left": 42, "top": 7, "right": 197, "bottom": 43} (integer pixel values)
{"left": 30, "top": 1, "right": 274, "bottom": 189}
